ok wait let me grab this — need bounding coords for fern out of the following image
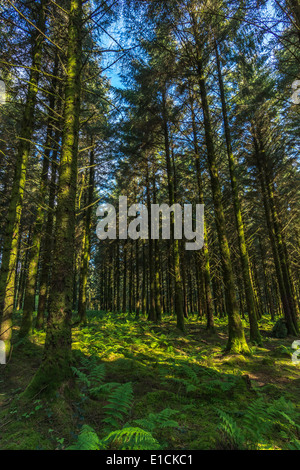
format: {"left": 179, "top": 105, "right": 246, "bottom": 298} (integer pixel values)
{"left": 67, "top": 424, "right": 160, "bottom": 451}
{"left": 242, "top": 398, "right": 272, "bottom": 445}
{"left": 217, "top": 397, "right": 300, "bottom": 450}
{"left": 66, "top": 425, "right": 106, "bottom": 450}
{"left": 104, "top": 427, "right": 160, "bottom": 450}
{"left": 71, "top": 367, "right": 91, "bottom": 388}
{"left": 134, "top": 408, "right": 179, "bottom": 433}
{"left": 179, "top": 364, "right": 199, "bottom": 385}
{"left": 72, "top": 359, "right": 106, "bottom": 397}
{"left": 160, "top": 364, "right": 200, "bottom": 394}
{"left": 88, "top": 363, "right": 106, "bottom": 383}
{"left": 218, "top": 410, "right": 246, "bottom": 449}
{"left": 288, "top": 440, "right": 300, "bottom": 450}
{"left": 92, "top": 381, "right": 120, "bottom": 394}
{"left": 103, "top": 382, "right": 134, "bottom": 430}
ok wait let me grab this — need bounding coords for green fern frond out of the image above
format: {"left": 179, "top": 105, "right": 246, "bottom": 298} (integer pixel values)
{"left": 288, "top": 440, "right": 300, "bottom": 450}
{"left": 217, "top": 410, "right": 246, "bottom": 450}
{"left": 71, "top": 367, "right": 91, "bottom": 388}
{"left": 103, "top": 382, "right": 134, "bottom": 430}
{"left": 72, "top": 360, "right": 106, "bottom": 397}
{"left": 66, "top": 425, "right": 106, "bottom": 450}
{"left": 104, "top": 427, "right": 160, "bottom": 450}
{"left": 134, "top": 408, "right": 179, "bottom": 433}
{"left": 88, "top": 363, "right": 106, "bottom": 383}
{"left": 217, "top": 397, "right": 300, "bottom": 450}
{"left": 89, "top": 381, "right": 120, "bottom": 397}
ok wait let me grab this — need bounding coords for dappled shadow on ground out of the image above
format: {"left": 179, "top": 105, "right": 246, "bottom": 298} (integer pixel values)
{"left": 0, "top": 312, "right": 299, "bottom": 450}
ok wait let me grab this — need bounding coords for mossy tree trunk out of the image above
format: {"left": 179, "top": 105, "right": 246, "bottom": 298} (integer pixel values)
{"left": 122, "top": 241, "right": 127, "bottom": 312}
{"left": 252, "top": 124, "right": 299, "bottom": 336}
{"left": 0, "top": 0, "right": 46, "bottom": 354}
{"left": 195, "top": 53, "right": 249, "bottom": 353}
{"left": 161, "top": 87, "right": 185, "bottom": 332}
{"left": 142, "top": 239, "right": 147, "bottom": 316}
{"left": 189, "top": 88, "right": 214, "bottom": 331}
{"left": 16, "top": 229, "right": 32, "bottom": 312}
{"left": 215, "top": 43, "right": 262, "bottom": 345}
{"left": 78, "top": 142, "right": 95, "bottom": 323}
{"left": 146, "top": 158, "right": 156, "bottom": 322}
{"left": 19, "top": 53, "right": 59, "bottom": 338}
{"left": 36, "top": 124, "right": 60, "bottom": 329}
{"left": 152, "top": 165, "right": 162, "bottom": 322}
{"left": 116, "top": 242, "right": 121, "bottom": 313}
{"left": 24, "top": 0, "right": 83, "bottom": 397}
{"left": 135, "top": 240, "right": 140, "bottom": 318}
{"left": 128, "top": 241, "right": 134, "bottom": 313}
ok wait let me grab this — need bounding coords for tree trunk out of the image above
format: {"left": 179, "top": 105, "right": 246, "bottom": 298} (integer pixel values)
{"left": 78, "top": 143, "right": 95, "bottom": 323}
{"left": 189, "top": 89, "right": 214, "bottom": 330}
{"left": 24, "top": 0, "right": 83, "bottom": 398}
{"left": 20, "top": 53, "right": 59, "bottom": 338}
{"left": 0, "top": 0, "right": 46, "bottom": 354}
{"left": 36, "top": 124, "right": 60, "bottom": 328}
{"left": 196, "top": 54, "right": 249, "bottom": 353}
{"left": 215, "top": 43, "right": 261, "bottom": 345}
{"left": 252, "top": 125, "right": 299, "bottom": 335}
{"left": 162, "top": 87, "right": 185, "bottom": 332}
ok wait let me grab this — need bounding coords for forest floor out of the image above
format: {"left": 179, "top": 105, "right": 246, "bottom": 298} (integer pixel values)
{"left": 0, "top": 311, "right": 299, "bottom": 450}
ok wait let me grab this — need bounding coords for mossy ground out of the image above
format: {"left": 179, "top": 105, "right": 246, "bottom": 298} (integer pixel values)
{"left": 0, "top": 311, "right": 299, "bottom": 450}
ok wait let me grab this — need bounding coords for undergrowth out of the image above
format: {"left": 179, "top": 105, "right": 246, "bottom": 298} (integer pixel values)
{"left": 0, "top": 311, "right": 299, "bottom": 450}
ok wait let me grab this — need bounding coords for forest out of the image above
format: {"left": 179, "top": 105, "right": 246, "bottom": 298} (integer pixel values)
{"left": 0, "top": 0, "right": 299, "bottom": 454}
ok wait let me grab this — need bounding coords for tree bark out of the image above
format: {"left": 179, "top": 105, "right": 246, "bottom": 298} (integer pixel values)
{"left": 24, "top": 0, "right": 83, "bottom": 397}
{"left": 0, "top": 0, "right": 46, "bottom": 354}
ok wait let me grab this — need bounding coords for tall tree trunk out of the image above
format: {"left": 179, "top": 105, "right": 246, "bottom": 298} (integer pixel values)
{"left": 78, "top": 143, "right": 95, "bottom": 323}
{"left": 152, "top": 167, "right": 162, "bottom": 322}
{"left": 215, "top": 43, "right": 261, "bottom": 345}
{"left": 162, "top": 87, "right": 185, "bottom": 332}
{"left": 17, "top": 229, "right": 32, "bottom": 312}
{"left": 128, "top": 241, "right": 133, "bottom": 313}
{"left": 196, "top": 53, "right": 249, "bottom": 353}
{"left": 0, "top": 0, "right": 46, "bottom": 354}
{"left": 252, "top": 126, "right": 299, "bottom": 335}
{"left": 135, "top": 240, "right": 140, "bottom": 318}
{"left": 146, "top": 159, "right": 156, "bottom": 322}
{"left": 116, "top": 242, "right": 120, "bottom": 313}
{"left": 189, "top": 89, "right": 214, "bottom": 330}
{"left": 36, "top": 124, "right": 60, "bottom": 328}
{"left": 142, "top": 239, "right": 146, "bottom": 316}
{"left": 20, "top": 53, "right": 59, "bottom": 338}
{"left": 24, "top": 0, "right": 83, "bottom": 397}
{"left": 122, "top": 241, "right": 127, "bottom": 312}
